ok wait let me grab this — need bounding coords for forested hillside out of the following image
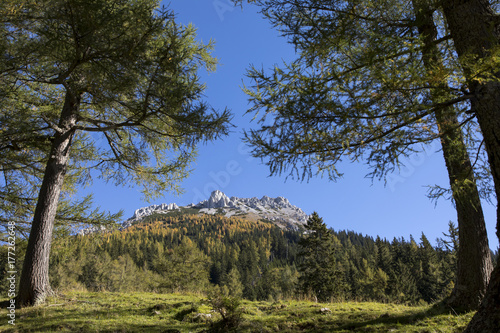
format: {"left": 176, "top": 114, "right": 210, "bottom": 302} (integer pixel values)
{"left": 0, "top": 213, "right": 477, "bottom": 305}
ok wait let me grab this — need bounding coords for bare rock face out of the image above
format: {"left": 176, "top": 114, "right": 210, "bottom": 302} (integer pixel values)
{"left": 124, "top": 190, "right": 309, "bottom": 230}
{"left": 196, "top": 190, "right": 231, "bottom": 209}
{"left": 122, "top": 203, "right": 180, "bottom": 228}
{"left": 78, "top": 225, "right": 108, "bottom": 236}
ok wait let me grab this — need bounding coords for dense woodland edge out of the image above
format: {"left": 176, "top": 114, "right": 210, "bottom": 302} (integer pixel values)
{"left": 2, "top": 213, "right": 497, "bottom": 305}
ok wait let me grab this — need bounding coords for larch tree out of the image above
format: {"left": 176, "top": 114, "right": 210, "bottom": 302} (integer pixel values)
{"left": 439, "top": 0, "right": 500, "bottom": 330}
{"left": 1, "top": 0, "right": 231, "bottom": 307}
{"left": 411, "top": 0, "right": 493, "bottom": 309}
{"left": 0, "top": 1, "right": 120, "bottom": 240}
{"left": 236, "top": 0, "right": 493, "bottom": 310}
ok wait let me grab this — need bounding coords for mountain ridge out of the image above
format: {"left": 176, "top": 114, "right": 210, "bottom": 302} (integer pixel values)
{"left": 123, "top": 190, "right": 309, "bottom": 230}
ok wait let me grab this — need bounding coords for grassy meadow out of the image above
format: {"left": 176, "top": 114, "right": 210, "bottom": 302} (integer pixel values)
{"left": 1, "top": 291, "right": 474, "bottom": 332}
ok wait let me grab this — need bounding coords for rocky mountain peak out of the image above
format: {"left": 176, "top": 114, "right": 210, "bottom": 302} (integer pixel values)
{"left": 123, "top": 190, "right": 309, "bottom": 230}
{"left": 200, "top": 190, "right": 231, "bottom": 209}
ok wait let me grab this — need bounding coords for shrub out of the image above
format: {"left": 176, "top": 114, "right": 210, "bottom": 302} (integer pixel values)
{"left": 206, "top": 290, "right": 243, "bottom": 332}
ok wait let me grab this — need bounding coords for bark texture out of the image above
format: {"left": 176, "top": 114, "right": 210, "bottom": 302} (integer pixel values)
{"left": 18, "top": 90, "right": 80, "bottom": 307}
{"left": 440, "top": 0, "right": 500, "bottom": 330}
{"left": 435, "top": 110, "right": 493, "bottom": 311}
{"left": 413, "top": 0, "right": 493, "bottom": 310}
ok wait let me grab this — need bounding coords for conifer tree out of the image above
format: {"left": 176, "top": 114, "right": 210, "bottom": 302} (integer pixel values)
{"left": 223, "top": 267, "right": 244, "bottom": 298}
{"left": 153, "top": 237, "right": 211, "bottom": 293}
{"left": 411, "top": 0, "right": 493, "bottom": 309}
{"left": 375, "top": 236, "right": 393, "bottom": 274}
{"left": 1, "top": 0, "right": 231, "bottom": 306}
{"left": 437, "top": 221, "right": 459, "bottom": 253}
{"left": 358, "top": 258, "right": 389, "bottom": 301}
{"left": 234, "top": 0, "right": 493, "bottom": 310}
{"left": 297, "top": 212, "right": 344, "bottom": 302}
{"left": 418, "top": 233, "right": 440, "bottom": 302}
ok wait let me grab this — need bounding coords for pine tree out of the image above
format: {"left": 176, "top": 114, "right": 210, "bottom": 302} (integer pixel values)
{"left": 297, "top": 212, "right": 344, "bottom": 302}
{"left": 375, "top": 236, "right": 393, "bottom": 274}
{"left": 358, "top": 258, "right": 389, "bottom": 301}
{"left": 437, "top": 221, "right": 458, "bottom": 297}
{"left": 417, "top": 233, "right": 440, "bottom": 303}
{"left": 1, "top": 0, "right": 231, "bottom": 307}
{"left": 234, "top": 0, "right": 493, "bottom": 310}
{"left": 153, "top": 237, "right": 211, "bottom": 293}
{"left": 223, "top": 267, "right": 244, "bottom": 298}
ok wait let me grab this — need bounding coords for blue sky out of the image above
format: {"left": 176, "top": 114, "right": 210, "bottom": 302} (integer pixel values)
{"left": 83, "top": 0, "right": 498, "bottom": 249}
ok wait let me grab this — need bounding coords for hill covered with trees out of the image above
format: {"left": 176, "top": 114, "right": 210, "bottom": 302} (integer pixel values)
{"left": 1, "top": 213, "right": 472, "bottom": 305}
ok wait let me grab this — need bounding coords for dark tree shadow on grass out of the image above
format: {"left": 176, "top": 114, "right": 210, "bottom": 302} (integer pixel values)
{"left": 311, "top": 302, "right": 472, "bottom": 332}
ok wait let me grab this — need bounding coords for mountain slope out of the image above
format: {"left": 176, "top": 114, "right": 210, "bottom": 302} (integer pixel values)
{"left": 123, "top": 190, "right": 309, "bottom": 230}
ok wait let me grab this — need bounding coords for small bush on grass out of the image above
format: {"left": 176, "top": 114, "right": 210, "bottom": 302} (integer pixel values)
{"left": 206, "top": 290, "right": 243, "bottom": 332}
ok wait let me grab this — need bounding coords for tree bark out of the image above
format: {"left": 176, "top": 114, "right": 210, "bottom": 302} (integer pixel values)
{"left": 18, "top": 89, "right": 80, "bottom": 307}
{"left": 437, "top": 111, "right": 493, "bottom": 311}
{"left": 413, "top": 0, "right": 493, "bottom": 310}
{"left": 440, "top": 0, "right": 500, "bottom": 330}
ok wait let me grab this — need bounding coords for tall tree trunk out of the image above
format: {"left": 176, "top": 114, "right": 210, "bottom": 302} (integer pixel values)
{"left": 436, "top": 111, "right": 493, "bottom": 310}
{"left": 440, "top": 0, "right": 500, "bottom": 330}
{"left": 18, "top": 90, "right": 80, "bottom": 307}
{"left": 413, "top": 0, "right": 493, "bottom": 310}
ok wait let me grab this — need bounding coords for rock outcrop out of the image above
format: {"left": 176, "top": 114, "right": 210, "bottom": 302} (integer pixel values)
{"left": 122, "top": 203, "right": 180, "bottom": 228}
{"left": 124, "top": 190, "right": 308, "bottom": 230}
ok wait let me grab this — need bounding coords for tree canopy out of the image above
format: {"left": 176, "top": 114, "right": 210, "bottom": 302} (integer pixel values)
{"left": 298, "top": 212, "right": 345, "bottom": 302}
{"left": 236, "top": 0, "right": 494, "bottom": 310}
{"left": 0, "top": 0, "right": 232, "bottom": 306}
{"left": 240, "top": 0, "right": 489, "bottom": 189}
{"left": 1, "top": 212, "right": 461, "bottom": 304}
{"left": 1, "top": 0, "right": 231, "bottom": 198}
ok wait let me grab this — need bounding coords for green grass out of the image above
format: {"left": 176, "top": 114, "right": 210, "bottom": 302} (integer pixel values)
{"left": 0, "top": 292, "right": 474, "bottom": 332}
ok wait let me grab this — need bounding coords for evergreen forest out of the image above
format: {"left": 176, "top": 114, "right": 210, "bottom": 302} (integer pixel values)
{"left": 3, "top": 0, "right": 500, "bottom": 330}
{"left": 3, "top": 212, "right": 488, "bottom": 306}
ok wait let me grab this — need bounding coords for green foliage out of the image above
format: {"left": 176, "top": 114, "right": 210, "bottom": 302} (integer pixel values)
{"left": 222, "top": 267, "right": 244, "bottom": 298}
{"left": 45, "top": 214, "right": 301, "bottom": 300}
{"left": 0, "top": 0, "right": 232, "bottom": 237}
{"left": 437, "top": 221, "right": 459, "bottom": 253}
{"left": 38, "top": 213, "right": 458, "bottom": 305}
{"left": 238, "top": 0, "right": 492, "bottom": 201}
{"left": 206, "top": 290, "right": 243, "bottom": 332}
{"left": 151, "top": 237, "right": 211, "bottom": 293}
{"left": 297, "top": 212, "right": 345, "bottom": 302}
{"left": 358, "top": 259, "right": 389, "bottom": 301}
{"left": 0, "top": 291, "right": 475, "bottom": 332}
